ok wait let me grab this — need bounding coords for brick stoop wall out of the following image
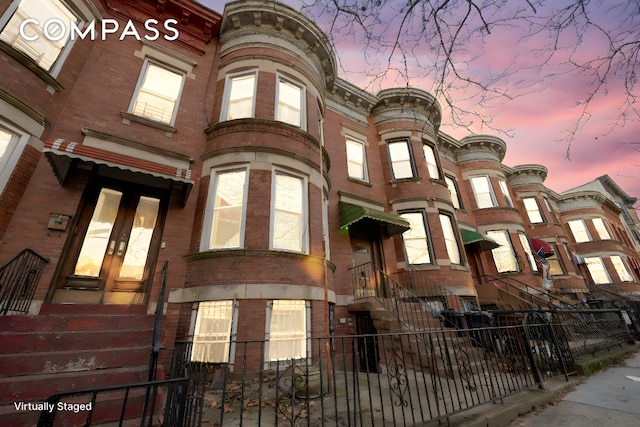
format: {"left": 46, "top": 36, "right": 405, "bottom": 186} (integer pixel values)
{"left": 0, "top": 304, "right": 157, "bottom": 426}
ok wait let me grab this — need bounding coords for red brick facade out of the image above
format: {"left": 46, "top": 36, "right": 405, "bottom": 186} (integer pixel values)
{"left": 1, "top": 0, "right": 640, "bottom": 406}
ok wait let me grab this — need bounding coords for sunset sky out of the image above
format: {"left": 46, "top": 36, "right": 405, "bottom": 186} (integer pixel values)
{"left": 201, "top": 0, "right": 640, "bottom": 207}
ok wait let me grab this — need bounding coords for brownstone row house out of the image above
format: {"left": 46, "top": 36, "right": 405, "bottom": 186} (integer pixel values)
{"left": 1, "top": 0, "right": 640, "bottom": 424}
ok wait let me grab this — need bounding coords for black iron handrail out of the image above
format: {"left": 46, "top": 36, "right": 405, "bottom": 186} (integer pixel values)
{"left": 0, "top": 248, "right": 49, "bottom": 315}
{"left": 484, "top": 274, "right": 577, "bottom": 310}
{"left": 36, "top": 377, "right": 189, "bottom": 427}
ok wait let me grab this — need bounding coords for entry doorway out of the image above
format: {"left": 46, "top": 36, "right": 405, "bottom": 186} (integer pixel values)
{"left": 52, "top": 178, "right": 168, "bottom": 304}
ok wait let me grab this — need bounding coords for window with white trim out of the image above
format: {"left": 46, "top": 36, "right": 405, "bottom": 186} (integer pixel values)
{"left": 439, "top": 213, "right": 461, "bottom": 264}
{"left": 276, "top": 77, "right": 305, "bottom": 129}
{"left": 547, "top": 244, "right": 565, "bottom": 276}
{"left": 611, "top": 256, "right": 633, "bottom": 282}
{"left": 387, "top": 140, "right": 415, "bottom": 180}
{"left": 204, "top": 167, "right": 249, "bottom": 250}
{"left": 585, "top": 257, "right": 611, "bottom": 284}
{"left": 568, "top": 219, "right": 591, "bottom": 243}
{"left": 423, "top": 143, "right": 440, "bottom": 179}
{"left": 470, "top": 176, "right": 497, "bottom": 209}
{"left": 444, "top": 175, "right": 462, "bottom": 209}
{"left": 345, "top": 136, "right": 367, "bottom": 181}
{"left": 543, "top": 197, "right": 558, "bottom": 222}
{"left": 517, "top": 232, "right": 538, "bottom": 272}
{"left": 271, "top": 170, "right": 307, "bottom": 253}
{"left": 498, "top": 179, "right": 514, "bottom": 208}
{"left": 266, "top": 300, "right": 309, "bottom": 362}
{"left": 523, "top": 197, "right": 544, "bottom": 224}
{"left": 592, "top": 218, "right": 611, "bottom": 240}
{"left": 0, "top": 0, "right": 80, "bottom": 73}
{"left": 221, "top": 72, "right": 256, "bottom": 121}
{"left": 191, "top": 300, "right": 237, "bottom": 363}
{"left": 129, "top": 61, "right": 185, "bottom": 125}
{"left": 400, "top": 211, "right": 432, "bottom": 265}
{"left": 487, "top": 230, "right": 519, "bottom": 273}
{"left": 0, "top": 124, "right": 27, "bottom": 195}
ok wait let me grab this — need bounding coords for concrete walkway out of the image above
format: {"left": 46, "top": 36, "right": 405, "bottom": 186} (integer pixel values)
{"left": 510, "top": 351, "right": 640, "bottom": 427}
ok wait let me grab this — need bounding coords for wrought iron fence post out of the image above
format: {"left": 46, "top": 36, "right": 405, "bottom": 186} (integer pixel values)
{"left": 522, "top": 320, "right": 544, "bottom": 389}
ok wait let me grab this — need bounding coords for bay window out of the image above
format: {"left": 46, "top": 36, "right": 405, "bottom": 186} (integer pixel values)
{"left": 276, "top": 77, "right": 305, "bottom": 129}
{"left": 585, "top": 257, "right": 611, "bottom": 284}
{"left": 204, "top": 168, "right": 248, "bottom": 250}
{"left": 568, "top": 219, "right": 591, "bottom": 243}
{"left": 439, "top": 213, "right": 461, "bottom": 264}
{"left": 191, "top": 300, "right": 236, "bottom": 363}
{"left": 387, "top": 140, "right": 415, "bottom": 180}
{"left": 470, "top": 176, "right": 497, "bottom": 209}
{"left": 517, "top": 232, "right": 538, "bottom": 272}
{"left": 400, "top": 211, "right": 432, "bottom": 265}
{"left": 423, "top": 143, "right": 440, "bottom": 179}
{"left": 0, "top": 0, "right": 80, "bottom": 74}
{"left": 221, "top": 72, "right": 256, "bottom": 121}
{"left": 271, "top": 170, "right": 307, "bottom": 253}
{"left": 523, "top": 197, "right": 544, "bottom": 224}
{"left": 611, "top": 256, "right": 633, "bottom": 282}
{"left": 592, "top": 218, "right": 611, "bottom": 240}
{"left": 487, "top": 230, "right": 519, "bottom": 273}
{"left": 266, "top": 300, "right": 309, "bottom": 362}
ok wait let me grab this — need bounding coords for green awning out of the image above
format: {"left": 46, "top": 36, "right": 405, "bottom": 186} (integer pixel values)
{"left": 339, "top": 202, "right": 410, "bottom": 237}
{"left": 460, "top": 229, "right": 499, "bottom": 251}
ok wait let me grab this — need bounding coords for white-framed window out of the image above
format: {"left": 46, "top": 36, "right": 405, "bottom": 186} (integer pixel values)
{"left": 276, "top": 77, "right": 305, "bottom": 129}
{"left": 0, "top": 123, "right": 28, "bottom": 195}
{"left": 523, "top": 197, "right": 544, "bottom": 224}
{"left": 220, "top": 72, "right": 256, "bottom": 121}
{"left": 439, "top": 213, "right": 461, "bottom": 264}
{"left": 546, "top": 244, "right": 565, "bottom": 275}
{"left": 271, "top": 170, "right": 307, "bottom": 253}
{"left": 345, "top": 136, "right": 367, "bottom": 181}
{"left": 444, "top": 175, "right": 462, "bottom": 209}
{"left": 128, "top": 60, "right": 185, "bottom": 125}
{"left": 423, "top": 143, "right": 440, "bottom": 179}
{"left": 592, "top": 218, "right": 611, "bottom": 240}
{"left": 0, "top": 0, "right": 81, "bottom": 74}
{"left": 568, "top": 219, "right": 591, "bottom": 243}
{"left": 543, "top": 197, "right": 558, "bottom": 222}
{"left": 611, "top": 256, "right": 633, "bottom": 282}
{"left": 387, "top": 140, "right": 415, "bottom": 180}
{"left": 266, "top": 300, "right": 309, "bottom": 362}
{"left": 191, "top": 300, "right": 237, "bottom": 363}
{"left": 487, "top": 230, "right": 519, "bottom": 273}
{"left": 498, "top": 179, "right": 514, "bottom": 208}
{"left": 202, "top": 167, "right": 249, "bottom": 250}
{"left": 400, "top": 211, "right": 432, "bottom": 265}
{"left": 470, "top": 176, "right": 497, "bottom": 209}
{"left": 517, "top": 232, "right": 538, "bottom": 272}
{"left": 585, "top": 257, "right": 611, "bottom": 284}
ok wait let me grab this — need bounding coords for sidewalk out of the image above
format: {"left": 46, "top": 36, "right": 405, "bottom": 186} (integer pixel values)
{"left": 427, "top": 344, "right": 640, "bottom": 427}
{"left": 510, "top": 348, "right": 640, "bottom": 426}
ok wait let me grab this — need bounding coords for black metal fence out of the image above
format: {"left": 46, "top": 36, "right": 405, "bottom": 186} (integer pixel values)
{"left": 178, "top": 322, "right": 574, "bottom": 427}
{"left": 36, "top": 377, "right": 189, "bottom": 427}
{"left": 0, "top": 248, "right": 48, "bottom": 315}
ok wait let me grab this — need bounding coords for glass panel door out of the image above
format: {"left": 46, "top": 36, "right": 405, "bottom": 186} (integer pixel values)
{"left": 119, "top": 196, "right": 160, "bottom": 280}
{"left": 73, "top": 188, "right": 122, "bottom": 277}
{"left": 54, "top": 180, "right": 167, "bottom": 304}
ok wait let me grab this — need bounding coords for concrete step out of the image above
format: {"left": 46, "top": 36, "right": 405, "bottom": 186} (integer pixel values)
{"left": 0, "top": 346, "right": 151, "bottom": 378}
{"left": 39, "top": 303, "right": 148, "bottom": 316}
{"left": 1, "top": 328, "right": 154, "bottom": 354}
{"left": 0, "top": 312, "right": 154, "bottom": 333}
{"left": 0, "top": 365, "right": 150, "bottom": 404}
